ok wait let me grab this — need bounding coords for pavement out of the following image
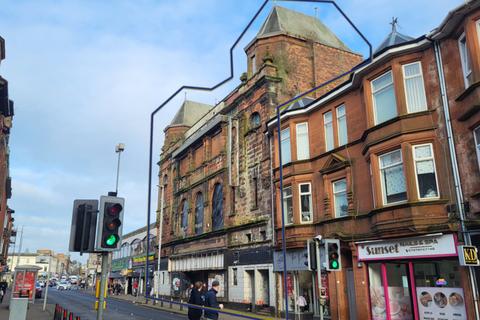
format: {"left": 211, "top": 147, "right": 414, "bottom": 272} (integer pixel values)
{"left": 0, "top": 289, "right": 55, "bottom": 320}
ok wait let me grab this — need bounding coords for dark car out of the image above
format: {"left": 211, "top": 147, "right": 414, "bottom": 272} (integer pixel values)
{"left": 35, "top": 282, "right": 42, "bottom": 299}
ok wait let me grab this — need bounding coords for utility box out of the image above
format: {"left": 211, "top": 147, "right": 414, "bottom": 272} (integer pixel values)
{"left": 8, "top": 298, "right": 28, "bottom": 320}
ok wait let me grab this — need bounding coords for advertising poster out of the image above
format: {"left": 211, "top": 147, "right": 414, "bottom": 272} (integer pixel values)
{"left": 387, "top": 287, "right": 413, "bottom": 320}
{"left": 370, "top": 286, "right": 387, "bottom": 320}
{"left": 13, "top": 271, "right": 36, "bottom": 299}
{"left": 416, "top": 287, "right": 466, "bottom": 320}
{"left": 208, "top": 272, "right": 224, "bottom": 297}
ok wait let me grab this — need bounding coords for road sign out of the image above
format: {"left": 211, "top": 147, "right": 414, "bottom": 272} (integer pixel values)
{"left": 458, "top": 245, "right": 480, "bottom": 266}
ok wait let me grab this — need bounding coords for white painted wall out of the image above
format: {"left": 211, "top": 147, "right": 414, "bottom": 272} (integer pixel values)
{"left": 228, "top": 264, "right": 275, "bottom": 307}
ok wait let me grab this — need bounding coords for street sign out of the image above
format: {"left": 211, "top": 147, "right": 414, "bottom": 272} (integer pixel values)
{"left": 458, "top": 245, "right": 480, "bottom": 266}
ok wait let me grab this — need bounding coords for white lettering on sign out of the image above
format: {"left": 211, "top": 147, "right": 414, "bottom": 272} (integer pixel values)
{"left": 357, "top": 234, "right": 456, "bottom": 261}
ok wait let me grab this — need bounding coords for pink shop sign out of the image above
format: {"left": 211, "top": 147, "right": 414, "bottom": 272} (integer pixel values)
{"left": 357, "top": 234, "right": 458, "bottom": 261}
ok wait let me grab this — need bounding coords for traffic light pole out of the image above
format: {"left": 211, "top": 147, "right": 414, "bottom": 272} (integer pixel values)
{"left": 96, "top": 252, "right": 108, "bottom": 320}
{"left": 315, "top": 241, "right": 324, "bottom": 320}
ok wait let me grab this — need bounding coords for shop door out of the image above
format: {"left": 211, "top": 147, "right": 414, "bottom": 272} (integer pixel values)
{"left": 346, "top": 268, "right": 357, "bottom": 320}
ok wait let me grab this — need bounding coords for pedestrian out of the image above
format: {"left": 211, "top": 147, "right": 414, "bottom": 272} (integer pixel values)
{"left": 186, "top": 283, "right": 193, "bottom": 299}
{"left": 0, "top": 287, "right": 4, "bottom": 303}
{"left": 133, "top": 280, "right": 138, "bottom": 296}
{"left": 296, "top": 293, "right": 307, "bottom": 313}
{"left": 204, "top": 280, "right": 223, "bottom": 320}
{"left": 188, "top": 281, "right": 204, "bottom": 320}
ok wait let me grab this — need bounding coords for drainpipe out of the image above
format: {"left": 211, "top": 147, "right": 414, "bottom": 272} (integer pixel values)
{"left": 228, "top": 116, "right": 232, "bottom": 186}
{"left": 433, "top": 40, "right": 480, "bottom": 320}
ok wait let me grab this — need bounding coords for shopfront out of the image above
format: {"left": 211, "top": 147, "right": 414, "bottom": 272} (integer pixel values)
{"left": 358, "top": 233, "right": 468, "bottom": 320}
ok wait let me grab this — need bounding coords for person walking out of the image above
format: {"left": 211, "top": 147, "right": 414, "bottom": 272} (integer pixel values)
{"left": 204, "top": 280, "right": 223, "bottom": 320}
{"left": 188, "top": 281, "right": 204, "bottom": 320}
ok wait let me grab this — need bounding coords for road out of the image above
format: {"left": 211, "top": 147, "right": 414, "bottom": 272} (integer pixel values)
{"left": 47, "top": 288, "right": 186, "bottom": 320}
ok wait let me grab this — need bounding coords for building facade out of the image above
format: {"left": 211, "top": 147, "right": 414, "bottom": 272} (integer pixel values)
{"left": 156, "top": 6, "right": 361, "bottom": 314}
{"left": 0, "top": 35, "right": 14, "bottom": 278}
{"left": 267, "top": 2, "right": 480, "bottom": 319}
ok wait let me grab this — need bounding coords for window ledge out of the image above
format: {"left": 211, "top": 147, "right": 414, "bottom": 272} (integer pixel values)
{"left": 455, "top": 80, "right": 480, "bottom": 102}
{"left": 457, "top": 105, "right": 480, "bottom": 122}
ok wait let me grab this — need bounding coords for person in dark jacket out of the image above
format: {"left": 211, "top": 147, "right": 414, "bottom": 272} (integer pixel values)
{"left": 204, "top": 280, "right": 224, "bottom": 320}
{"left": 188, "top": 281, "right": 204, "bottom": 320}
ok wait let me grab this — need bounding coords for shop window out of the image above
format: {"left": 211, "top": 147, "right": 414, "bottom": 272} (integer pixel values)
{"left": 414, "top": 261, "right": 461, "bottom": 288}
{"left": 403, "top": 61, "right": 427, "bottom": 113}
{"left": 181, "top": 199, "right": 189, "bottom": 235}
{"left": 250, "top": 112, "right": 261, "bottom": 129}
{"left": 212, "top": 183, "right": 224, "bottom": 231}
{"left": 474, "top": 126, "right": 480, "bottom": 171}
{"left": 413, "top": 144, "right": 439, "bottom": 199}
{"left": 336, "top": 105, "right": 348, "bottom": 146}
{"left": 458, "top": 32, "right": 473, "bottom": 88}
{"left": 379, "top": 149, "right": 407, "bottom": 205}
{"left": 324, "top": 111, "right": 334, "bottom": 151}
{"left": 283, "top": 186, "right": 293, "bottom": 225}
{"left": 372, "top": 70, "right": 397, "bottom": 125}
{"left": 194, "top": 192, "right": 204, "bottom": 235}
{"left": 296, "top": 122, "right": 310, "bottom": 160}
{"left": 333, "top": 179, "right": 348, "bottom": 217}
{"left": 369, "top": 263, "right": 387, "bottom": 318}
{"left": 281, "top": 128, "right": 291, "bottom": 164}
{"left": 299, "top": 183, "right": 313, "bottom": 223}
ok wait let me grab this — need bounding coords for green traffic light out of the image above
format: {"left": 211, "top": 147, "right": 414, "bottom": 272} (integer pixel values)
{"left": 105, "top": 234, "right": 118, "bottom": 246}
{"left": 331, "top": 260, "right": 339, "bottom": 269}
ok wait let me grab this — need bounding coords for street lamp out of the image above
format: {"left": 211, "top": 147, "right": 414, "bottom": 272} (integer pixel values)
{"left": 115, "top": 143, "right": 125, "bottom": 195}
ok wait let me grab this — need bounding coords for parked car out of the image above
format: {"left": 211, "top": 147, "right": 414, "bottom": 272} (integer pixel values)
{"left": 35, "top": 282, "right": 43, "bottom": 298}
{"left": 57, "top": 281, "right": 71, "bottom": 290}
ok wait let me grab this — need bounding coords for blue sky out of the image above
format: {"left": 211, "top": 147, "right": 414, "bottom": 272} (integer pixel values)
{"left": 0, "top": 0, "right": 462, "bottom": 262}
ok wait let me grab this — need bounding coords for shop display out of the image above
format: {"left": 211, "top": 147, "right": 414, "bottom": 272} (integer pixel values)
{"left": 416, "top": 287, "right": 466, "bottom": 320}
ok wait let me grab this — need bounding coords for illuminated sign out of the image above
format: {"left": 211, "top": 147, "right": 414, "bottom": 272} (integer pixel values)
{"left": 458, "top": 245, "right": 480, "bottom": 266}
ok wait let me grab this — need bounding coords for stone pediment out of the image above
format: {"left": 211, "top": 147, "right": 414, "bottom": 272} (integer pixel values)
{"left": 320, "top": 153, "right": 350, "bottom": 174}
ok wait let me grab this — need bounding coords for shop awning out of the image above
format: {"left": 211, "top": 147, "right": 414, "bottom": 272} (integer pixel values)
{"left": 169, "top": 251, "right": 224, "bottom": 272}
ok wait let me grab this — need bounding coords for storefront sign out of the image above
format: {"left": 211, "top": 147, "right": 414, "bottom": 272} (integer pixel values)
{"left": 357, "top": 234, "right": 457, "bottom": 261}
{"left": 132, "top": 254, "right": 155, "bottom": 267}
{"left": 458, "top": 245, "right": 480, "bottom": 266}
{"left": 417, "top": 287, "right": 466, "bottom": 320}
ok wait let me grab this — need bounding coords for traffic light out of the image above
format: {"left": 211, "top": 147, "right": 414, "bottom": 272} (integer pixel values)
{"left": 69, "top": 200, "right": 99, "bottom": 253}
{"left": 325, "top": 239, "right": 341, "bottom": 271}
{"left": 96, "top": 195, "right": 124, "bottom": 251}
{"left": 304, "top": 240, "right": 317, "bottom": 271}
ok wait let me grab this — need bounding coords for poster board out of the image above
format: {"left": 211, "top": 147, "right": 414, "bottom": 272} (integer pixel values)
{"left": 12, "top": 270, "right": 36, "bottom": 300}
{"left": 416, "top": 287, "right": 466, "bottom": 320}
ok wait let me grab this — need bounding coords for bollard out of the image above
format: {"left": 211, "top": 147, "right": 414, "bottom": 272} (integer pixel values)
{"left": 169, "top": 297, "right": 173, "bottom": 309}
{"left": 160, "top": 296, "right": 164, "bottom": 307}
{"left": 180, "top": 299, "right": 183, "bottom": 311}
{"left": 69, "top": 312, "right": 73, "bottom": 320}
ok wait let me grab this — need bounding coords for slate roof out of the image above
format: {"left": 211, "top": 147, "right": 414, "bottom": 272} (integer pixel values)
{"left": 254, "top": 6, "right": 352, "bottom": 52}
{"left": 169, "top": 100, "right": 213, "bottom": 127}
{"left": 283, "top": 96, "right": 315, "bottom": 112}
{"left": 374, "top": 23, "right": 414, "bottom": 55}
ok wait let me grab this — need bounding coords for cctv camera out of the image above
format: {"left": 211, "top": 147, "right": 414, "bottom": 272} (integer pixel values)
{"left": 314, "top": 235, "right": 322, "bottom": 241}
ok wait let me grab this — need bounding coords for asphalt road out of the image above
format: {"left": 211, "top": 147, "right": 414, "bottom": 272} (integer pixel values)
{"left": 46, "top": 288, "right": 186, "bottom": 320}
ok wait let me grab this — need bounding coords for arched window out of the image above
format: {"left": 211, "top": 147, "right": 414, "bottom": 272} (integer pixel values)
{"left": 195, "top": 192, "right": 204, "bottom": 235}
{"left": 250, "top": 112, "right": 261, "bottom": 128}
{"left": 181, "top": 199, "right": 189, "bottom": 234}
{"left": 212, "top": 183, "right": 224, "bottom": 231}
{"left": 131, "top": 239, "right": 141, "bottom": 255}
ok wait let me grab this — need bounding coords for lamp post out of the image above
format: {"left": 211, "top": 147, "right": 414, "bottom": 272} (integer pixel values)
{"left": 115, "top": 143, "right": 125, "bottom": 195}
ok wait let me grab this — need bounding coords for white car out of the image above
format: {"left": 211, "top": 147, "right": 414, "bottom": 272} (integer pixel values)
{"left": 57, "top": 281, "right": 71, "bottom": 290}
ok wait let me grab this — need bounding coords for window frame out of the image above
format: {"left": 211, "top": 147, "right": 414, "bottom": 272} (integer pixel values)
{"left": 298, "top": 182, "right": 313, "bottom": 223}
{"left": 474, "top": 126, "right": 480, "bottom": 172}
{"left": 371, "top": 70, "right": 397, "bottom": 125}
{"left": 378, "top": 149, "right": 407, "bottom": 206}
{"left": 402, "top": 61, "right": 428, "bottom": 113}
{"left": 296, "top": 122, "right": 310, "bottom": 160}
{"left": 282, "top": 185, "right": 293, "bottom": 226}
{"left": 458, "top": 32, "right": 473, "bottom": 88}
{"left": 336, "top": 104, "right": 348, "bottom": 146}
{"left": 280, "top": 127, "right": 291, "bottom": 164}
{"left": 412, "top": 143, "right": 440, "bottom": 200}
{"left": 324, "top": 111, "right": 334, "bottom": 151}
{"left": 332, "top": 178, "right": 348, "bottom": 218}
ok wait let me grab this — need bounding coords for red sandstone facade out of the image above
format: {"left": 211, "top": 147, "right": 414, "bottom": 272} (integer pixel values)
{"left": 268, "top": 2, "right": 480, "bottom": 319}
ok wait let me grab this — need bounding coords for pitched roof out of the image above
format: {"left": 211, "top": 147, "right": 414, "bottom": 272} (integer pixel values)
{"left": 253, "top": 6, "right": 352, "bottom": 52}
{"left": 374, "top": 22, "right": 414, "bottom": 55}
{"left": 169, "top": 100, "right": 213, "bottom": 127}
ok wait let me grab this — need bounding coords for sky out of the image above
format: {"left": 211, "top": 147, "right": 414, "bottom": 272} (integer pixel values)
{"left": 0, "top": 0, "right": 463, "bottom": 263}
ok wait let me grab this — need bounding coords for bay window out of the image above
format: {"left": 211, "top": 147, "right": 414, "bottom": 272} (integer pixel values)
{"left": 403, "top": 62, "right": 427, "bottom": 113}
{"left": 459, "top": 33, "right": 473, "bottom": 88}
{"left": 336, "top": 105, "right": 348, "bottom": 146}
{"left": 372, "top": 71, "right": 397, "bottom": 125}
{"left": 283, "top": 186, "right": 293, "bottom": 225}
{"left": 413, "top": 144, "right": 439, "bottom": 199}
{"left": 379, "top": 149, "right": 407, "bottom": 204}
{"left": 296, "top": 122, "right": 310, "bottom": 160}
{"left": 299, "top": 183, "right": 313, "bottom": 223}
{"left": 333, "top": 179, "right": 348, "bottom": 217}
{"left": 324, "top": 111, "right": 334, "bottom": 151}
{"left": 281, "top": 128, "right": 291, "bottom": 164}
